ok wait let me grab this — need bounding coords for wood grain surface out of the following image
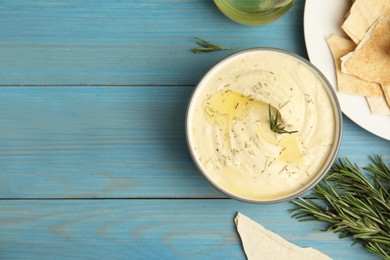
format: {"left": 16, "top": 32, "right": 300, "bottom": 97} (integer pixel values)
{"left": 0, "top": 0, "right": 305, "bottom": 86}
{"left": 0, "top": 0, "right": 388, "bottom": 259}
{"left": 0, "top": 200, "right": 377, "bottom": 259}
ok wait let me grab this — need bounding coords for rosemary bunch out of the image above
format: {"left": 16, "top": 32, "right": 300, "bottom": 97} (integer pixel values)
{"left": 290, "top": 155, "right": 390, "bottom": 259}
{"left": 191, "top": 37, "right": 235, "bottom": 53}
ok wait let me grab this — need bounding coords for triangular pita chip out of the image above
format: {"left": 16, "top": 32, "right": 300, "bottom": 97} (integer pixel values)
{"left": 366, "top": 94, "right": 390, "bottom": 115}
{"left": 342, "top": 17, "right": 390, "bottom": 87}
{"left": 341, "top": 0, "right": 390, "bottom": 43}
{"left": 326, "top": 34, "right": 382, "bottom": 97}
{"left": 234, "top": 213, "right": 332, "bottom": 260}
{"left": 381, "top": 84, "right": 390, "bottom": 108}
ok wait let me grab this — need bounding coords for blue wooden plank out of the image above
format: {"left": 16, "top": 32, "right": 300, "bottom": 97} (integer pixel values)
{"left": 0, "top": 199, "right": 377, "bottom": 260}
{"left": 0, "top": 0, "right": 306, "bottom": 86}
{"left": 0, "top": 86, "right": 389, "bottom": 198}
{"left": 0, "top": 86, "right": 222, "bottom": 198}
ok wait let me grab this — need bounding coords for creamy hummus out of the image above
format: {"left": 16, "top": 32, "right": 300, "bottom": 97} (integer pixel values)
{"left": 188, "top": 50, "right": 337, "bottom": 200}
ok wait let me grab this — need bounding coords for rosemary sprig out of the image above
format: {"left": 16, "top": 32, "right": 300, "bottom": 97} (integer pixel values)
{"left": 191, "top": 37, "right": 236, "bottom": 53}
{"left": 290, "top": 156, "right": 390, "bottom": 259}
{"left": 268, "top": 104, "right": 298, "bottom": 134}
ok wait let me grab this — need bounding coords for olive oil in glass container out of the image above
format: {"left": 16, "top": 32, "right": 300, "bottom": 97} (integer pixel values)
{"left": 214, "top": 0, "right": 295, "bottom": 26}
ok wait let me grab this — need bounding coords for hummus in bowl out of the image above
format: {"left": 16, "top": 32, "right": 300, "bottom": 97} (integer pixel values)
{"left": 186, "top": 48, "right": 342, "bottom": 204}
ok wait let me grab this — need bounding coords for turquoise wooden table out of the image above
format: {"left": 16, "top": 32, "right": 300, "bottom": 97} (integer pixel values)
{"left": 0, "top": 1, "right": 389, "bottom": 259}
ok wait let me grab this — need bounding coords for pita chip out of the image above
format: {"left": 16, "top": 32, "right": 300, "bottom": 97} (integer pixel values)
{"left": 341, "top": 0, "right": 390, "bottom": 43}
{"left": 326, "top": 34, "right": 382, "bottom": 97}
{"left": 382, "top": 84, "right": 390, "bottom": 107}
{"left": 366, "top": 94, "right": 390, "bottom": 115}
{"left": 234, "top": 213, "right": 332, "bottom": 260}
{"left": 342, "top": 17, "right": 390, "bottom": 87}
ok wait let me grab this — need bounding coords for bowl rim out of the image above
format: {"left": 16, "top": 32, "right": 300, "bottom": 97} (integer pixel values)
{"left": 185, "top": 47, "right": 343, "bottom": 204}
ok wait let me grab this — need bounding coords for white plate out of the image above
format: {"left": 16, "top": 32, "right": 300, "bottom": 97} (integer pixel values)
{"left": 304, "top": 0, "right": 390, "bottom": 141}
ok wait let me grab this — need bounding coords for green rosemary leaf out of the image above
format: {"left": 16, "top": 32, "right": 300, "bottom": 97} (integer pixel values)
{"left": 290, "top": 156, "right": 390, "bottom": 259}
{"left": 268, "top": 104, "right": 298, "bottom": 134}
{"left": 191, "top": 37, "right": 236, "bottom": 53}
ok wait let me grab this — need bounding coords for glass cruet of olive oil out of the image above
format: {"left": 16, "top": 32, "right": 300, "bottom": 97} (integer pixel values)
{"left": 214, "top": 0, "right": 295, "bottom": 26}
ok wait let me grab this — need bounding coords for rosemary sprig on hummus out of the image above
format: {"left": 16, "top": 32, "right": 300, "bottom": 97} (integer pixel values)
{"left": 290, "top": 156, "right": 390, "bottom": 259}
{"left": 268, "top": 104, "right": 298, "bottom": 134}
{"left": 191, "top": 37, "right": 236, "bottom": 53}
